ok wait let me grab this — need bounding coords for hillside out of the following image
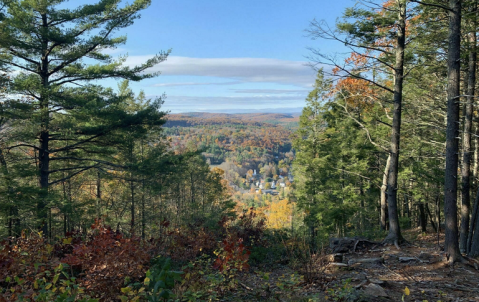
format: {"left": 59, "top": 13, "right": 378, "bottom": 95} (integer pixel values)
{"left": 164, "top": 112, "right": 299, "bottom": 128}
{"left": 162, "top": 112, "right": 296, "bottom": 202}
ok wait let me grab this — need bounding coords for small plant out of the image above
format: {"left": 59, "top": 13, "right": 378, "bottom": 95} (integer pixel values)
{"left": 144, "top": 257, "right": 183, "bottom": 301}
{"left": 174, "top": 255, "right": 224, "bottom": 301}
{"left": 213, "top": 235, "right": 251, "bottom": 273}
{"left": 276, "top": 273, "right": 303, "bottom": 292}
{"left": 325, "top": 279, "right": 358, "bottom": 302}
{"left": 272, "top": 273, "right": 304, "bottom": 300}
{"left": 402, "top": 286, "right": 410, "bottom": 301}
{"left": 4, "top": 263, "right": 97, "bottom": 302}
{"left": 119, "top": 256, "right": 183, "bottom": 302}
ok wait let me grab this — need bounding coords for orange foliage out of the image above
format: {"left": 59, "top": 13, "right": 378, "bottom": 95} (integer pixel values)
{"left": 61, "top": 220, "right": 152, "bottom": 299}
{"left": 333, "top": 77, "right": 378, "bottom": 110}
{"left": 345, "top": 52, "right": 370, "bottom": 67}
{"left": 0, "top": 212, "right": 267, "bottom": 300}
{"left": 213, "top": 236, "right": 250, "bottom": 272}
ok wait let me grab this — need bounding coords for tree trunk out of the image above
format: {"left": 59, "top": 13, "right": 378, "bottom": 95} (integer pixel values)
{"left": 444, "top": 0, "right": 463, "bottom": 263}
{"left": 467, "top": 188, "right": 479, "bottom": 254}
{"left": 426, "top": 203, "right": 437, "bottom": 233}
{"left": 130, "top": 180, "right": 135, "bottom": 236}
{"left": 360, "top": 178, "right": 365, "bottom": 231}
{"left": 474, "top": 124, "right": 479, "bottom": 191}
{"left": 381, "top": 155, "right": 391, "bottom": 230}
{"left": 141, "top": 180, "right": 146, "bottom": 239}
{"left": 38, "top": 12, "right": 50, "bottom": 237}
{"left": 384, "top": 0, "right": 406, "bottom": 244}
{"left": 460, "top": 25, "right": 476, "bottom": 252}
{"left": 418, "top": 203, "right": 427, "bottom": 232}
{"left": 404, "top": 193, "right": 410, "bottom": 228}
{"left": 96, "top": 171, "right": 101, "bottom": 219}
{"left": 0, "top": 146, "right": 19, "bottom": 236}
{"left": 436, "top": 193, "right": 441, "bottom": 232}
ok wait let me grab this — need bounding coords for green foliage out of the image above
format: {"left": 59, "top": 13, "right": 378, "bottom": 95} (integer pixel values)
{"left": 126, "top": 257, "right": 183, "bottom": 302}
{"left": 293, "top": 70, "right": 380, "bottom": 244}
{"left": 3, "top": 263, "right": 97, "bottom": 302}
{"left": 325, "top": 279, "right": 361, "bottom": 302}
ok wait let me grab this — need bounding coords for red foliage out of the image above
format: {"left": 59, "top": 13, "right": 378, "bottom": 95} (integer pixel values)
{"left": 0, "top": 214, "right": 265, "bottom": 300}
{"left": 153, "top": 222, "right": 217, "bottom": 262}
{"left": 61, "top": 219, "right": 152, "bottom": 299}
{"left": 0, "top": 232, "right": 61, "bottom": 300}
{"left": 213, "top": 236, "right": 251, "bottom": 272}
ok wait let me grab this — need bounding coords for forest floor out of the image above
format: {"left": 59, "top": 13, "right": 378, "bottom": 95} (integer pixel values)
{"left": 228, "top": 229, "right": 479, "bottom": 302}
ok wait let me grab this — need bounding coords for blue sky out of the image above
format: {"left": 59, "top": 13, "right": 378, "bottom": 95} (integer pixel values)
{"left": 109, "top": 0, "right": 353, "bottom": 113}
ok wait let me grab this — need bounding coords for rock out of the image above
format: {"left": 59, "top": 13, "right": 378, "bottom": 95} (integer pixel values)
{"left": 342, "top": 272, "right": 366, "bottom": 282}
{"left": 363, "top": 283, "right": 388, "bottom": 297}
{"left": 418, "top": 252, "right": 433, "bottom": 260}
{"left": 399, "top": 257, "right": 416, "bottom": 262}
{"left": 368, "top": 278, "right": 386, "bottom": 285}
{"left": 329, "top": 237, "right": 356, "bottom": 253}
{"left": 328, "top": 262, "right": 351, "bottom": 272}
{"left": 353, "top": 273, "right": 367, "bottom": 281}
{"left": 328, "top": 253, "right": 344, "bottom": 262}
{"left": 383, "top": 254, "right": 398, "bottom": 261}
{"left": 329, "top": 237, "right": 378, "bottom": 253}
{"left": 354, "top": 280, "right": 368, "bottom": 289}
{"left": 348, "top": 257, "right": 384, "bottom": 266}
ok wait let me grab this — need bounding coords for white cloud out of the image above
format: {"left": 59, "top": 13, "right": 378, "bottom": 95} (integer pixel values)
{"left": 157, "top": 94, "right": 305, "bottom": 111}
{"left": 232, "top": 88, "right": 308, "bottom": 94}
{"left": 126, "top": 56, "right": 317, "bottom": 87}
{"left": 100, "top": 47, "right": 128, "bottom": 55}
{"left": 153, "top": 81, "right": 242, "bottom": 87}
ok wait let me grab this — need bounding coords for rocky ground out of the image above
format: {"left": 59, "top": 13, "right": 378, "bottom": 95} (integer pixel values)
{"left": 232, "top": 230, "right": 479, "bottom": 301}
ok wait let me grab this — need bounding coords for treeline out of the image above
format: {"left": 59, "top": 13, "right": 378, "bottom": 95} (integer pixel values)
{"left": 165, "top": 112, "right": 298, "bottom": 127}
{"left": 293, "top": 0, "right": 479, "bottom": 261}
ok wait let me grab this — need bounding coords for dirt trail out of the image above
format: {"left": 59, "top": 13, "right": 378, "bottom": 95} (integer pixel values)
{"left": 237, "top": 230, "right": 479, "bottom": 301}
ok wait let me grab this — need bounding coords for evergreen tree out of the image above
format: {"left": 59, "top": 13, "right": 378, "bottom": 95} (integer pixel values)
{"left": 0, "top": 0, "right": 168, "bottom": 236}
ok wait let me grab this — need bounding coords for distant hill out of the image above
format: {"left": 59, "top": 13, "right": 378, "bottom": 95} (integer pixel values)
{"left": 164, "top": 112, "right": 299, "bottom": 128}
{"left": 189, "top": 107, "right": 304, "bottom": 115}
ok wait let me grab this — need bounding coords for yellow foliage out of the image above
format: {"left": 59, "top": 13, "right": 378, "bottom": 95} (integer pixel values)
{"left": 266, "top": 199, "right": 293, "bottom": 229}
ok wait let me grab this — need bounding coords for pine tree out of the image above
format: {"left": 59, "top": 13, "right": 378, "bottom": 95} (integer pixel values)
{"left": 308, "top": 0, "right": 418, "bottom": 245}
{"left": 0, "top": 0, "right": 168, "bottom": 236}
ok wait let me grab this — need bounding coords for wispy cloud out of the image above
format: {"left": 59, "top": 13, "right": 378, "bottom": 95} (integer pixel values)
{"left": 157, "top": 94, "right": 305, "bottom": 112}
{"left": 100, "top": 47, "right": 128, "bottom": 55}
{"left": 153, "top": 81, "right": 242, "bottom": 87}
{"left": 126, "top": 56, "right": 317, "bottom": 87}
{"left": 231, "top": 88, "right": 308, "bottom": 94}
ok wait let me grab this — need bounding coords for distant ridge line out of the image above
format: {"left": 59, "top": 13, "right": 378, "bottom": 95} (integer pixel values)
{"left": 164, "top": 112, "right": 300, "bottom": 128}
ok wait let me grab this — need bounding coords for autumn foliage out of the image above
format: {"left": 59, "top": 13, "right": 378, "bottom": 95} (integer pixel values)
{"left": 0, "top": 211, "right": 269, "bottom": 301}
{"left": 60, "top": 220, "right": 152, "bottom": 299}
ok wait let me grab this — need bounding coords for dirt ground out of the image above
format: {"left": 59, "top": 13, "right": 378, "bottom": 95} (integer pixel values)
{"left": 235, "top": 230, "right": 479, "bottom": 301}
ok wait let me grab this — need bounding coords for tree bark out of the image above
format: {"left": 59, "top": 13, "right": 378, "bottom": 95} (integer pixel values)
{"left": 444, "top": 0, "right": 463, "bottom": 263}
{"left": 0, "top": 146, "right": 19, "bottom": 236}
{"left": 474, "top": 124, "right": 479, "bottom": 191}
{"left": 460, "top": 23, "right": 476, "bottom": 252}
{"left": 381, "top": 155, "right": 391, "bottom": 230}
{"left": 130, "top": 180, "right": 135, "bottom": 235}
{"left": 418, "top": 203, "right": 427, "bottom": 232}
{"left": 426, "top": 203, "right": 437, "bottom": 233}
{"left": 384, "top": 0, "right": 406, "bottom": 244}
{"left": 38, "top": 12, "right": 50, "bottom": 237}
{"left": 467, "top": 188, "right": 479, "bottom": 254}
{"left": 96, "top": 171, "right": 101, "bottom": 218}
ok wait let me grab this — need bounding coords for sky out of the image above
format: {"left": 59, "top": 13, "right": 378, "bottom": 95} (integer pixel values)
{"left": 105, "top": 0, "right": 354, "bottom": 113}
